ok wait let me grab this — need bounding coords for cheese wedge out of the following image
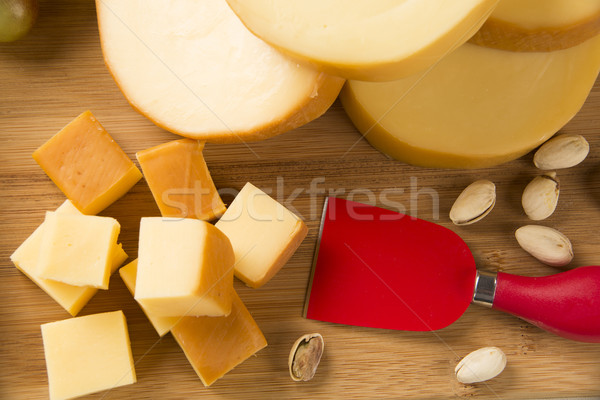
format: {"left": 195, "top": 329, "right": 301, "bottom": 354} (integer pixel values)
{"left": 226, "top": 0, "right": 499, "bottom": 81}
{"left": 37, "top": 212, "right": 121, "bottom": 289}
{"left": 32, "top": 110, "right": 142, "bottom": 215}
{"left": 135, "top": 217, "right": 234, "bottom": 317}
{"left": 41, "top": 311, "right": 136, "bottom": 400}
{"left": 340, "top": 36, "right": 600, "bottom": 169}
{"left": 470, "top": 0, "right": 600, "bottom": 51}
{"left": 171, "top": 289, "right": 267, "bottom": 387}
{"left": 11, "top": 200, "right": 127, "bottom": 316}
{"left": 96, "top": 0, "right": 344, "bottom": 142}
{"left": 215, "top": 182, "right": 308, "bottom": 288}
{"left": 119, "top": 259, "right": 178, "bottom": 337}
{"left": 136, "top": 139, "right": 226, "bottom": 220}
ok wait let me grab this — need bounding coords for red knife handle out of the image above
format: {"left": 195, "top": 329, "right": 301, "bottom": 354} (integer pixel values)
{"left": 490, "top": 266, "right": 600, "bottom": 342}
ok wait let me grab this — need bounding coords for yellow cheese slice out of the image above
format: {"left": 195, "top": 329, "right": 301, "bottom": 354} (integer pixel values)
{"left": 37, "top": 212, "right": 121, "bottom": 289}
{"left": 470, "top": 0, "right": 600, "bottom": 51}
{"left": 136, "top": 139, "right": 226, "bottom": 221}
{"left": 96, "top": 0, "right": 344, "bottom": 142}
{"left": 119, "top": 259, "right": 178, "bottom": 337}
{"left": 340, "top": 36, "right": 600, "bottom": 169}
{"left": 10, "top": 200, "right": 127, "bottom": 316}
{"left": 215, "top": 182, "right": 308, "bottom": 288}
{"left": 135, "top": 217, "right": 234, "bottom": 317}
{"left": 171, "top": 289, "right": 267, "bottom": 387}
{"left": 226, "top": 0, "right": 499, "bottom": 81}
{"left": 32, "top": 110, "right": 142, "bottom": 215}
{"left": 41, "top": 310, "right": 136, "bottom": 400}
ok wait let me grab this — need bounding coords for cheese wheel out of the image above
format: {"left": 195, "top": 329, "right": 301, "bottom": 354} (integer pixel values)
{"left": 226, "top": 0, "right": 498, "bottom": 82}
{"left": 470, "top": 0, "right": 600, "bottom": 51}
{"left": 96, "top": 0, "right": 344, "bottom": 142}
{"left": 341, "top": 36, "right": 600, "bottom": 169}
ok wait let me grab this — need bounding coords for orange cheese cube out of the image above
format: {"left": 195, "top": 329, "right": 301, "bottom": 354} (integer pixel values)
{"left": 119, "top": 259, "right": 178, "bottom": 337}
{"left": 32, "top": 111, "right": 142, "bottom": 215}
{"left": 171, "top": 289, "right": 267, "bottom": 387}
{"left": 136, "top": 139, "right": 226, "bottom": 220}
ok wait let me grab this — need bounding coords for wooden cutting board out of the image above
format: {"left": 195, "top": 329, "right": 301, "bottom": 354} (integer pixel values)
{"left": 1, "top": 2, "right": 599, "bottom": 399}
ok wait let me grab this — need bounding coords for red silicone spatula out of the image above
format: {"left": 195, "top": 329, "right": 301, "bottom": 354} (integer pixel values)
{"left": 304, "top": 197, "right": 600, "bottom": 342}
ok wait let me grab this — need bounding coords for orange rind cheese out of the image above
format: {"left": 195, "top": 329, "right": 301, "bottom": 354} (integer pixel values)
{"left": 215, "top": 182, "right": 308, "bottom": 288}
{"left": 171, "top": 289, "right": 267, "bottom": 387}
{"left": 32, "top": 110, "right": 142, "bottom": 215}
{"left": 10, "top": 200, "right": 127, "bottom": 316}
{"left": 135, "top": 217, "right": 235, "bottom": 317}
{"left": 136, "top": 139, "right": 226, "bottom": 220}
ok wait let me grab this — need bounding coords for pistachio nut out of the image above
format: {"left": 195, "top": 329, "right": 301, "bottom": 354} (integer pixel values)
{"left": 289, "top": 333, "right": 324, "bottom": 382}
{"left": 515, "top": 225, "right": 573, "bottom": 267}
{"left": 522, "top": 172, "right": 559, "bottom": 221}
{"left": 455, "top": 347, "right": 507, "bottom": 384}
{"left": 450, "top": 180, "right": 496, "bottom": 225}
{"left": 533, "top": 134, "right": 589, "bottom": 170}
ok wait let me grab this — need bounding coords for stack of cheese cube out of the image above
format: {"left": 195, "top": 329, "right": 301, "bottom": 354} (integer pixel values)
{"left": 12, "top": 111, "right": 308, "bottom": 399}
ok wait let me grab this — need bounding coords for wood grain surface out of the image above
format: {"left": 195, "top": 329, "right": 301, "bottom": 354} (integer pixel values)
{"left": 1, "top": 2, "right": 600, "bottom": 399}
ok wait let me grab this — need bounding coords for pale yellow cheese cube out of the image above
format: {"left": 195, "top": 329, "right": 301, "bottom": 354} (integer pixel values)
{"left": 41, "top": 310, "right": 136, "bottom": 400}
{"left": 119, "top": 259, "right": 178, "bottom": 336}
{"left": 10, "top": 200, "right": 127, "bottom": 316}
{"left": 37, "top": 212, "right": 121, "bottom": 289}
{"left": 215, "top": 182, "right": 308, "bottom": 288}
{"left": 135, "top": 217, "right": 234, "bottom": 317}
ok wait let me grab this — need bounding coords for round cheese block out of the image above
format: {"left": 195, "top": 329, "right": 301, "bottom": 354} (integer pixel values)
{"left": 341, "top": 36, "right": 600, "bottom": 168}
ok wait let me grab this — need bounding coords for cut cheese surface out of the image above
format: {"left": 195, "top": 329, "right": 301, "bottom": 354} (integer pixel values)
{"left": 136, "top": 139, "right": 226, "bottom": 220}
{"left": 341, "top": 36, "right": 600, "bottom": 169}
{"left": 10, "top": 200, "right": 127, "bottom": 316}
{"left": 119, "top": 259, "right": 178, "bottom": 337}
{"left": 37, "top": 212, "right": 121, "bottom": 289}
{"left": 215, "top": 182, "right": 308, "bottom": 288}
{"left": 470, "top": 0, "right": 600, "bottom": 51}
{"left": 135, "top": 217, "right": 234, "bottom": 317}
{"left": 96, "top": 0, "right": 344, "bottom": 142}
{"left": 171, "top": 289, "right": 267, "bottom": 387}
{"left": 41, "top": 310, "right": 136, "bottom": 400}
{"left": 32, "top": 110, "right": 142, "bottom": 214}
{"left": 226, "top": 0, "right": 498, "bottom": 81}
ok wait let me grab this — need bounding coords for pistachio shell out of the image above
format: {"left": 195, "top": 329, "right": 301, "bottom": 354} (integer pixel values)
{"left": 522, "top": 172, "right": 559, "bottom": 221}
{"left": 534, "top": 134, "right": 589, "bottom": 170}
{"left": 515, "top": 225, "right": 573, "bottom": 267}
{"left": 455, "top": 347, "right": 507, "bottom": 384}
{"left": 289, "top": 333, "right": 324, "bottom": 382}
{"left": 450, "top": 180, "right": 496, "bottom": 225}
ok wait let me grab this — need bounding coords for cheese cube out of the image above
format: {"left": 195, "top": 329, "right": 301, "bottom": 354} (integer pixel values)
{"left": 119, "top": 259, "right": 177, "bottom": 336}
{"left": 135, "top": 217, "right": 234, "bottom": 317}
{"left": 41, "top": 310, "right": 136, "bottom": 400}
{"left": 10, "top": 201, "right": 127, "bottom": 316}
{"left": 32, "top": 110, "right": 142, "bottom": 214}
{"left": 136, "top": 139, "right": 226, "bottom": 220}
{"left": 37, "top": 212, "right": 121, "bottom": 289}
{"left": 171, "top": 289, "right": 267, "bottom": 387}
{"left": 215, "top": 182, "right": 308, "bottom": 288}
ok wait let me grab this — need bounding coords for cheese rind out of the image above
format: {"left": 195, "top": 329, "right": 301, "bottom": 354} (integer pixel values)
{"left": 10, "top": 201, "right": 127, "bottom": 316}
{"left": 171, "top": 289, "right": 267, "bottom": 386}
{"left": 119, "top": 259, "right": 178, "bottom": 337}
{"left": 37, "top": 212, "right": 121, "bottom": 289}
{"left": 136, "top": 139, "right": 226, "bottom": 220}
{"left": 96, "top": 0, "right": 344, "bottom": 142}
{"left": 341, "top": 36, "right": 600, "bottom": 169}
{"left": 135, "top": 217, "right": 234, "bottom": 317}
{"left": 226, "top": 0, "right": 498, "bottom": 81}
{"left": 32, "top": 110, "right": 142, "bottom": 214}
{"left": 216, "top": 182, "right": 308, "bottom": 288}
{"left": 41, "top": 310, "right": 136, "bottom": 400}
